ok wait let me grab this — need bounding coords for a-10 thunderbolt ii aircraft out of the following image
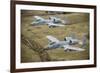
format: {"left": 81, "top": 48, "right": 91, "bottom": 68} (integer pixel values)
{"left": 31, "top": 16, "right": 66, "bottom": 28}
{"left": 45, "top": 35, "right": 86, "bottom": 52}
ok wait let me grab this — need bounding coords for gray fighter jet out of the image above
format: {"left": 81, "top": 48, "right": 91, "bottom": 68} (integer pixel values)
{"left": 31, "top": 16, "right": 65, "bottom": 28}
{"left": 45, "top": 35, "right": 86, "bottom": 52}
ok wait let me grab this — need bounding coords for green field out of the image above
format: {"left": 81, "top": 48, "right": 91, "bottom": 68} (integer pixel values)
{"left": 21, "top": 10, "right": 89, "bottom": 63}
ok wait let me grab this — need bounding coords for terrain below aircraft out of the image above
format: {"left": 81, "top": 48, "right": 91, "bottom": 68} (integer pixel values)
{"left": 31, "top": 16, "right": 66, "bottom": 28}
{"left": 45, "top": 35, "right": 86, "bottom": 52}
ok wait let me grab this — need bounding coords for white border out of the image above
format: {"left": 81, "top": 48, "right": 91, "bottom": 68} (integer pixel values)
{"left": 16, "top": 4, "right": 94, "bottom": 69}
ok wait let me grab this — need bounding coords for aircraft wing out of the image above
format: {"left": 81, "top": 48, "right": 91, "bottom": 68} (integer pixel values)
{"left": 34, "top": 16, "right": 44, "bottom": 20}
{"left": 50, "top": 16, "right": 60, "bottom": 20}
{"left": 63, "top": 45, "right": 85, "bottom": 51}
{"left": 48, "top": 23, "right": 65, "bottom": 27}
{"left": 46, "top": 35, "right": 60, "bottom": 43}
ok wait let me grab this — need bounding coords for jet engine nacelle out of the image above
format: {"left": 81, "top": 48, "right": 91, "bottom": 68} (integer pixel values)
{"left": 64, "top": 37, "right": 78, "bottom": 45}
{"left": 49, "top": 17, "right": 61, "bottom": 23}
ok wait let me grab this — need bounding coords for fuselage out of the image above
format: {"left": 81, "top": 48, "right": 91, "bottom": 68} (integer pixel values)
{"left": 32, "top": 19, "right": 50, "bottom": 25}
{"left": 47, "top": 38, "right": 79, "bottom": 49}
{"left": 32, "top": 18, "right": 65, "bottom": 25}
{"left": 47, "top": 41, "right": 69, "bottom": 49}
